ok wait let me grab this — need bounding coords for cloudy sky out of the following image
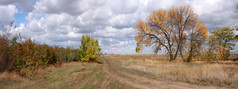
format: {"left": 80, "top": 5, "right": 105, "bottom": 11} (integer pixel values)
{"left": 0, "top": 0, "right": 237, "bottom": 54}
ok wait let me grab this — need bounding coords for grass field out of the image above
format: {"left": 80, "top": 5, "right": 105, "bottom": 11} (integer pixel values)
{"left": 0, "top": 62, "right": 133, "bottom": 89}
{"left": 0, "top": 54, "right": 237, "bottom": 89}
{"left": 114, "top": 54, "right": 238, "bottom": 87}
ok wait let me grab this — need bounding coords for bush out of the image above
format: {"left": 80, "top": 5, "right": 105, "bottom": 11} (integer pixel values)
{"left": 39, "top": 45, "right": 56, "bottom": 65}
{"left": 14, "top": 39, "right": 43, "bottom": 79}
{"left": 13, "top": 40, "right": 80, "bottom": 79}
{"left": 0, "top": 23, "right": 99, "bottom": 79}
{"left": 61, "top": 47, "right": 78, "bottom": 62}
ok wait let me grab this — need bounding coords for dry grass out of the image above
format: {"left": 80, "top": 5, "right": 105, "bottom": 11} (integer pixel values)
{"left": 0, "top": 71, "right": 27, "bottom": 89}
{"left": 115, "top": 54, "right": 238, "bottom": 87}
{"left": 0, "top": 71, "right": 25, "bottom": 81}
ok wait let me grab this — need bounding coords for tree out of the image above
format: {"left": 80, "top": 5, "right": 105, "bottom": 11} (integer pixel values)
{"left": 209, "top": 27, "right": 236, "bottom": 60}
{"left": 135, "top": 5, "right": 207, "bottom": 61}
{"left": 0, "top": 22, "right": 18, "bottom": 72}
{"left": 78, "top": 35, "right": 101, "bottom": 62}
{"left": 181, "top": 22, "right": 207, "bottom": 62}
{"left": 14, "top": 39, "right": 43, "bottom": 79}
{"left": 78, "top": 35, "right": 89, "bottom": 60}
{"left": 206, "top": 34, "right": 219, "bottom": 61}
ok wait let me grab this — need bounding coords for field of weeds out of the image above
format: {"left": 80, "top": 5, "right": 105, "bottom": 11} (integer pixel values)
{"left": 110, "top": 54, "right": 238, "bottom": 88}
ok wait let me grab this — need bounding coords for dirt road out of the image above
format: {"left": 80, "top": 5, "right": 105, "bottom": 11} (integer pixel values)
{"left": 101, "top": 55, "right": 227, "bottom": 89}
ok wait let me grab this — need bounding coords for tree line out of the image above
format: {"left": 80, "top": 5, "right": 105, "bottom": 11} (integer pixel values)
{"left": 0, "top": 24, "right": 101, "bottom": 79}
{"left": 135, "top": 5, "right": 237, "bottom": 62}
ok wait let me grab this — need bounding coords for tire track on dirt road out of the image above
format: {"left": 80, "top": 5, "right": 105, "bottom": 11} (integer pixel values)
{"left": 74, "top": 71, "right": 99, "bottom": 89}
{"left": 102, "top": 56, "right": 154, "bottom": 89}
{"left": 100, "top": 75, "right": 111, "bottom": 89}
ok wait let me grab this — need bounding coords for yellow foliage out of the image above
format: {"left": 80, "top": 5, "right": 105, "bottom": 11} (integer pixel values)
{"left": 217, "top": 46, "right": 224, "bottom": 60}
{"left": 135, "top": 21, "right": 149, "bottom": 32}
{"left": 217, "top": 45, "right": 229, "bottom": 60}
{"left": 136, "top": 42, "right": 142, "bottom": 52}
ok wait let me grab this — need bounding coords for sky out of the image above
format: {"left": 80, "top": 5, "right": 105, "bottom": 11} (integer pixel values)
{"left": 0, "top": 0, "right": 237, "bottom": 54}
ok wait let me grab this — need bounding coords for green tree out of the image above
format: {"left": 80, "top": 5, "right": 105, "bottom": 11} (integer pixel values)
{"left": 206, "top": 35, "right": 219, "bottom": 61}
{"left": 78, "top": 35, "right": 101, "bottom": 62}
{"left": 209, "top": 27, "right": 236, "bottom": 60}
{"left": 78, "top": 35, "right": 89, "bottom": 60}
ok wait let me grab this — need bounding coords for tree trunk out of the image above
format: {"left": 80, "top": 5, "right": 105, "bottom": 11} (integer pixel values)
{"left": 186, "top": 53, "right": 192, "bottom": 62}
{"left": 185, "top": 46, "right": 193, "bottom": 63}
{"left": 168, "top": 51, "right": 174, "bottom": 61}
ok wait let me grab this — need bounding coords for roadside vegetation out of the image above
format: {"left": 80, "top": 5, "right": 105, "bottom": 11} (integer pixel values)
{"left": 0, "top": 22, "right": 102, "bottom": 79}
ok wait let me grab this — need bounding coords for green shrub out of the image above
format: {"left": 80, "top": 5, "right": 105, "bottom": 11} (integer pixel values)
{"left": 78, "top": 35, "right": 101, "bottom": 62}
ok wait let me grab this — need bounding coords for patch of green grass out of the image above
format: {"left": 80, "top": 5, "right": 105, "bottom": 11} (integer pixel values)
{"left": 107, "top": 79, "right": 136, "bottom": 89}
{"left": 70, "top": 67, "right": 99, "bottom": 89}
{"left": 40, "top": 63, "right": 98, "bottom": 89}
{"left": 0, "top": 78, "right": 24, "bottom": 89}
{"left": 0, "top": 62, "right": 101, "bottom": 89}
{"left": 80, "top": 72, "right": 105, "bottom": 89}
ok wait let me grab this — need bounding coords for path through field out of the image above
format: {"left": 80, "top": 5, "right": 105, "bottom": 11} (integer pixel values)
{"left": 100, "top": 55, "right": 227, "bottom": 89}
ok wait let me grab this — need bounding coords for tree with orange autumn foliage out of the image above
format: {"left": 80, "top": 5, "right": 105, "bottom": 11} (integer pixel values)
{"left": 135, "top": 5, "right": 208, "bottom": 62}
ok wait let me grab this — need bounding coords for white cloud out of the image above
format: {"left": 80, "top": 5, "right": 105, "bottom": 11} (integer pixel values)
{"left": 2, "top": 0, "right": 237, "bottom": 54}
{"left": 68, "top": 32, "right": 82, "bottom": 38}
{"left": 0, "top": 5, "right": 17, "bottom": 25}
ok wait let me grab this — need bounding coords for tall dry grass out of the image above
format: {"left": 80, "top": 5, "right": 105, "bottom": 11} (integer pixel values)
{"left": 0, "top": 71, "right": 26, "bottom": 86}
{"left": 117, "top": 55, "right": 238, "bottom": 87}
